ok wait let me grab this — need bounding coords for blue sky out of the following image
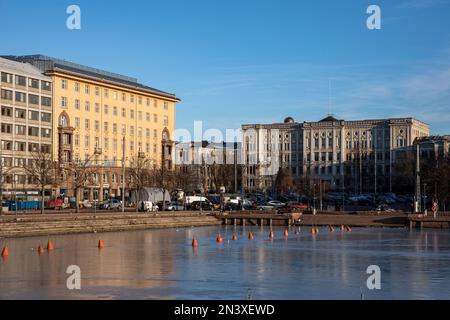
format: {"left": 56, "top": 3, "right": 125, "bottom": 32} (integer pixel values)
{"left": 1, "top": 0, "right": 450, "bottom": 135}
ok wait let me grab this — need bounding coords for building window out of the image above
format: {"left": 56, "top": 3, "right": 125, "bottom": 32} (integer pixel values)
{"left": 95, "top": 120, "right": 99, "bottom": 131}
{"left": 28, "top": 78, "right": 39, "bottom": 89}
{"left": 41, "top": 96, "right": 52, "bottom": 107}
{"left": 75, "top": 82, "right": 80, "bottom": 92}
{"left": 61, "top": 79, "right": 67, "bottom": 89}
{"left": 61, "top": 97, "right": 67, "bottom": 108}
{"left": 40, "top": 112, "right": 51, "bottom": 122}
{"left": 130, "top": 110, "right": 134, "bottom": 119}
{"left": 138, "top": 96, "right": 142, "bottom": 105}
{"left": 138, "top": 111, "right": 142, "bottom": 120}
{"left": 104, "top": 88, "right": 109, "bottom": 98}
{"left": 104, "top": 104, "right": 108, "bottom": 114}
{"left": 130, "top": 126, "right": 134, "bottom": 136}
{"left": 15, "top": 92, "right": 26, "bottom": 103}
{"left": 153, "top": 114, "right": 158, "bottom": 123}
{"left": 1, "top": 106, "right": 12, "bottom": 117}
{"left": 122, "top": 93, "right": 126, "bottom": 101}
{"left": 41, "top": 128, "right": 51, "bottom": 138}
{"left": 95, "top": 103, "right": 100, "bottom": 113}
{"left": 104, "top": 122, "right": 109, "bottom": 132}
{"left": 85, "top": 119, "right": 90, "bottom": 129}
{"left": 15, "top": 75, "right": 26, "bottom": 86}
{"left": 41, "top": 81, "right": 51, "bottom": 91}
{"left": 28, "top": 94, "right": 39, "bottom": 105}
{"left": 122, "top": 124, "right": 126, "bottom": 135}
{"left": 164, "top": 101, "right": 168, "bottom": 110}
{"left": 146, "top": 112, "right": 150, "bottom": 121}
{"left": 75, "top": 99, "right": 80, "bottom": 110}
{"left": 113, "top": 106, "right": 117, "bottom": 116}
{"left": 84, "top": 135, "right": 90, "bottom": 147}
{"left": 122, "top": 107, "right": 126, "bottom": 117}
{"left": 130, "top": 95, "right": 134, "bottom": 103}
{"left": 113, "top": 91, "right": 117, "bottom": 100}
{"left": 1, "top": 72, "right": 13, "bottom": 83}
{"left": 163, "top": 116, "right": 168, "bottom": 126}
{"left": 95, "top": 87, "right": 99, "bottom": 96}
{"left": 15, "top": 109, "right": 26, "bottom": 119}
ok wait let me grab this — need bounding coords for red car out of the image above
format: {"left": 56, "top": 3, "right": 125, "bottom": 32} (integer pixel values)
{"left": 287, "top": 202, "right": 309, "bottom": 210}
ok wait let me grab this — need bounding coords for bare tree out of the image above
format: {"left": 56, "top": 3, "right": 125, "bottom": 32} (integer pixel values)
{"left": 127, "top": 153, "right": 152, "bottom": 211}
{"left": 63, "top": 156, "right": 98, "bottom": 213}
{"left": 0, "top": 157, "right": 12, "bottom": 215}
{"left": 274, "top": 167, "right": 295, "bottom": 195}
{"left": 23, "top": 151, "right": 56, "bottom": 214}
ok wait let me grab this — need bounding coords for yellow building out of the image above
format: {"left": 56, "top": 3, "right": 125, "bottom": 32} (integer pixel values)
{"left": 7, "top": 55, "right": 180, "bottom": 201}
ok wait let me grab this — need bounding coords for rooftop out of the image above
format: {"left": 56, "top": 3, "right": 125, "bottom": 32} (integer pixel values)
{"left": 1, "top": 54, "right": 179, "bottom": 100}
{"left": 0, "top": 57, "right": 51, "bottom": 79}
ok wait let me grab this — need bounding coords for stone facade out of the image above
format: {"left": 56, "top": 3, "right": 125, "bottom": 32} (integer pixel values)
{"left": 0, "top": 57, "right": 53, "bottom": 200}
{"left": 242, "top": 116, "right": 430, "bottom": 193}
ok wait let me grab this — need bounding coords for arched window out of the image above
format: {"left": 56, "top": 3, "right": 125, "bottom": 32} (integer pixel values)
{"left": 61, "top": 116, "right": 67, "bottom": 127}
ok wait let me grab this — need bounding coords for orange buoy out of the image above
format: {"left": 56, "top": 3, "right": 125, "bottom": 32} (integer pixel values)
{"left": 216, "top": 235, "right": 223, "bottom": 243}
{"left": 346, "top": 225, "right": 352, "bottom": 232}
{"left": 249, "top": 232, "right": 254, "bottom": 240}
{"left": 311, "top": 228, "right": 316, "bottom": 234}
{"left": 315, "top": 228, "right": 319, "bottom": 234}
{"left": 232, "top": 234, "right": 238, "bottom": 241}
{"left": 37, "top": 245, "right": 45, "bottom": 254}
{"left": 192, "top": 239, "right": 198, "bottom": 247}
{"left": 1, "top": 246, "right": 9, "bottom": 257}
{"left": 47, "top": 241, "right": 54, "bottom": 251}
{"left": 98, "top": 239, "right": 105, "bottom": 249}
{"left": 284, "top": 229, "right": 289, "bottom": 237}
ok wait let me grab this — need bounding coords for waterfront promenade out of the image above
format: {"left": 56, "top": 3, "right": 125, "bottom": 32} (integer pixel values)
{"left": 1, "top": 210, "right": 449, "bottom": 238}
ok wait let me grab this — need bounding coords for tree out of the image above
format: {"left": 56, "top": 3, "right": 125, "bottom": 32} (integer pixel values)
{"left": 23, "top": 151, "right": 56, "bottom": 214}
{"left": 274, "top": 167, "right": 294, "bottom": 195}
{"left": 127, "top": 153, "right": 152, "bottom": 211}
{"left": 0, "top": 157, "right": 12, "bottom": 215}
{"left": 63, "top": 156, "right": 98, "bottom": 213}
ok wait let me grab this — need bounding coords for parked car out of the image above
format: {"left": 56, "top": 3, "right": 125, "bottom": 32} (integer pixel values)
{"left": 104, "top": 199, "right": 122, "bottom": 210}
{"left": 287, "top": 201, "right": 309, "bottom": 210}
{"left": 256, "top": 204, "right": 276, "bottom": 211}
{"left": 167, "top": 202, "right": 185, "bottom": 211}
{"left": 190, "top": 201, "right": 213, "bottom": 211}
{"left": 267, "top": 200, "right": 286, "bottom": 209}
{"left": 138, "top": 201, "right": 159, "bottom": 212}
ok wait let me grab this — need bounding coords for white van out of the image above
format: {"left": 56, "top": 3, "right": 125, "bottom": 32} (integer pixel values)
{"left": 185, "top": 196, "right": 209, "bottom": 205}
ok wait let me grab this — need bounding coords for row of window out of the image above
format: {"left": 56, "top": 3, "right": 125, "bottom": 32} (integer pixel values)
{"left": 1, "top": 72, "right": 52, "bottom": 91}
{"left": 61, "top": 98, "right": 168, "bottom": 124}
{"left": 61, "top": 79, "right": 169, "bottom": 109}
{"left": 0, "top": 141, "right": 51, "bottom": 153}
{"left": 1, "top": 89, "right": 52, "bottom": 106}
{"left": 73, "top": 118, "right": 162, "bottom": 137}
{"left": 0, "top": 123, "right": 51, "bottom": 137}
{"left": 1, "top": 106, "right": 51, "bottom": 122}
{"left": 73, "top": 135, "right": 159, "bottom": 154}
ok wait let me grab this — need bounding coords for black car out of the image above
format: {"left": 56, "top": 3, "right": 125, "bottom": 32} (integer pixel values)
{"left": 190, "top": 201, "right": 213, "bottom": 211}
